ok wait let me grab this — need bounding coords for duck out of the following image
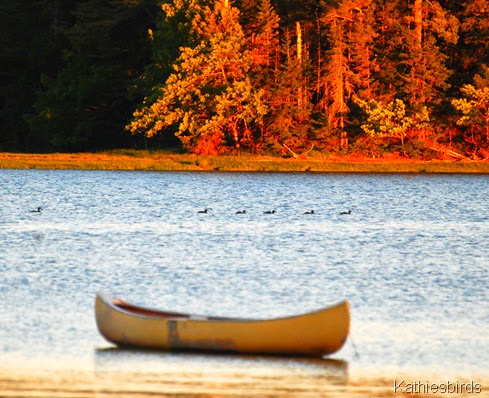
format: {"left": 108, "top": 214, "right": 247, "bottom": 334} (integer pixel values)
{"left": 30, "top": 207, "right": 42, "bottom": 213}
{"left": 264, "top": 210, "right": 276, "bottom": 214}
{"left": 235, "top": 210, "right": 246, "bottom": 214}
{"left": 198, "top": 209, "right": 208, "bottom": 214}
{"left": 340, "top": 209, "right": 352, "bottom": 215}
{"left": 304, "top": 210, "right": 315, "bottom": 215}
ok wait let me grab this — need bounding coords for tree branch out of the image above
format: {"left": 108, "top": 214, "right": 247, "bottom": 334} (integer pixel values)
{"left": 283, "top": 143, "right": 315, "bottom": 159}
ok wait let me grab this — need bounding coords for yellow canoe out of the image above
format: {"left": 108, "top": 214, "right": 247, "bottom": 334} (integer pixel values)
{"left": 95, "top": 293, "right": 350, "bottom": 357}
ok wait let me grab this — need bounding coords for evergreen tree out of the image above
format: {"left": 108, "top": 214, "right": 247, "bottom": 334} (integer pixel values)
{"left": 452, "top": 65, "right": 489, "bottom": 153}
{"left": 26, "top": 0, "right": 156, "bottom": 151}
{"left": 138, "top": 1, "right": 192, "bottom": 101}
{"left": 245, "top": 0, "right": 281, "bottom": 150}
{"left": 369, "top": 0, "right": 404, "bottom": 103}
{"left": 3, "top": 0, "right": 489, "bottom": 155}
{"left": 346, "top": 0, "right": 377, "bottom": 101}
{"left": 236, "top": 0, "right": 260, "bottom": 35}
{"left": 400, "top": 0, "right": 458, "bottom": 109}
{"left": 127, "top": 0, "right": 267, "bottom": 154}
{"left": 356, "top": 98, "right": 429, "bottom": 145}
{"left": 0, "top": 0, "right": 75, "bottom": 151}
{"left": 264, "top": 28, "right": 313, "bottom": 154}
{"left": 453, "top": 0, "right": 489, "bottom": 84}
{"left": 358, "top": 0, "right": 458, "bottom": 146}
{"left": 320, "top": 2, "right": 355, "bottom": 149}
{"left": 248, "top": 0, "right": 280, "bottom": 71}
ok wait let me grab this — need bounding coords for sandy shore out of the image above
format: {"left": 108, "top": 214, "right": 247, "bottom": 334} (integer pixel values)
{"left": 2, "top": 370, "right": 486, "bottom": 398}
{"left": 1, "top": 359, "right": 486, "bottom": 398}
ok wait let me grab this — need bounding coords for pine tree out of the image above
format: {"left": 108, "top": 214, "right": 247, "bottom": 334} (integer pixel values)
{"left": 346, "top": 0, "right": 377, "bottom": 101}
{"left": 453, "top": 0, "right": 489, "bottom": 84}
{"left": 368, "top": 0, "right": 404, "bottom": 103}
{"left": 143, "top": 1, "right": 191, "bottom": 90}
{"left": 236, "top": 0, "right": 260, "bottom": 36}
{"left": 248, "top": 0, "right": 280, "bottom": 71}
{"left": 320, "top": 2, "right": 355, "bottom": 149}
{"left": 244, "top": 0, "right": 281, "bottom": 151}
{"left": 0, "top": 0, "right": 76, "bottom": 151}
{"left": 356, "top": 98, "right": 429, "bottom": 145}
{"left": 401, "top": 0, "right": 459, "bottom": 109}
{"left": 263, "top": 28, "right": 313, "bottom": 154}
{"left": 127, "top": 0, "right": 267, "bottom": 154}
{"left": 452, "top": 65, "right": 489, "bottom": 152}
{"left": 356, "top": 0, "right": 458, "bottom": 146}
{"left": 26, "top": 0, "right": 156, "bottom": 151}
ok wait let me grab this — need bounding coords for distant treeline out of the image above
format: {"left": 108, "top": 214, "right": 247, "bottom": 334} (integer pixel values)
{"left": 1, "top": 0, "right": 489, "bottom": 159}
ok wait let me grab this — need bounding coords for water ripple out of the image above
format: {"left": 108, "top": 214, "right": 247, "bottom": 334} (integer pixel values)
{"left": 0, "top": 170, "right": 488, "bottom": 376}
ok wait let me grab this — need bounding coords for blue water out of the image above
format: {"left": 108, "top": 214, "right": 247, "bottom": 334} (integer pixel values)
{"left": 0, "top": 170, "right": 488, "bottom": 377}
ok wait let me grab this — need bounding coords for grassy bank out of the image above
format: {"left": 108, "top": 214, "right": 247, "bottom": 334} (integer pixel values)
{"left": 1, "top": 151, "right": 489, "bottom": 173}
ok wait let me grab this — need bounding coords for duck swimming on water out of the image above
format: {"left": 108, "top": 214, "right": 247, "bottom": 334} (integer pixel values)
{"left": 236, "top": 210, "right": 246, "bottom": 214}
{"left": 304, "top": 210, "right": 315, "bottom": 215}
{"left": 264, "top": 210, "right": 276, "bottom": 214}
{"left": 198, "top": 209, "right": 208, "bottom": 214}
{"left": 30, "top": 207, "right": 42, "bottom": 213}
{"left": 340, "top": 210, "right": 352, "bottom": 215}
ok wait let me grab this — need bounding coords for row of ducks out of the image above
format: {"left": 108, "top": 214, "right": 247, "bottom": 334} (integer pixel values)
{"left": 30, "top": 206, "right": 352, "bottom": 215}
{"left": 198, "top": 209, "right": 352, "bottom": 215}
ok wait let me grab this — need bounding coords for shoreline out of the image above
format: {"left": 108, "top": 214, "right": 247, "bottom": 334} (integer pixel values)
{"left": 1, "top": 359, "right": 487, "bottom": 398}
{"left": 1, "top": 151, "right": 489, "bottom": 173}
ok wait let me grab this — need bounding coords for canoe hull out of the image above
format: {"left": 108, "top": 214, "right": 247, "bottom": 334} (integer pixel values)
{"left": 95, "top": 294, "right": 350, "bottom": 357}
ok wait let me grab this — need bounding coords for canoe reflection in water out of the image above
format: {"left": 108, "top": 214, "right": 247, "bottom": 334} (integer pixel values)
{"left": 94, "top": 347, "right": 348, "bottom": 398}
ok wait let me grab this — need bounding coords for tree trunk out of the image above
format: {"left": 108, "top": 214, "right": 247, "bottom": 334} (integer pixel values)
{"left": 337, "top": 21, "right": 347, "bottom": 149}
{"left": 341, "top": 131, "right": 348, "bottom": 149}
{"left": 296, "top": 22, "right": 302, "bottom": 62}
{"left": 297, "top": 22, "right": 303, "bottom": 110}
{"left": 232, "top": 121, "right": 240, "bottom": 153}
{"left": 413, "top": 0, "right": 425, "bottom": 104}
{"left": 414, "top": 0, "right": 423, "bottom": 51}
{"left": 316, "top": 14, "right": 321, "bottom": 98}
{"left": 486, "top": 119, "right": 489, "bottom": 143}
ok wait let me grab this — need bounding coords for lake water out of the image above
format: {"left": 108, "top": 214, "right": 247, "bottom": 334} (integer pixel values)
{"left": 0, "top": 170, "right": 488, "bottom": 385}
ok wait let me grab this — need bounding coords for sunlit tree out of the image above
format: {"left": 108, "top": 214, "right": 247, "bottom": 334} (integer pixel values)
{"left": 454, "top": 0, "right": 489, "bottom": 82}
{"left": 452, "top": 65, "right": 489, "bottom": 148}
{"left": 345, "top": 0, "right": 377, "bottom": 101}
{"left": 264, "top": 28, "right": 313, "bottom": 154}
{"left": 127, "top": 0, "right": 267, "bottom": 154}
{"left": 356, "top": 98, "right": 429, "bottom": 145}
{"left": 320, "top": 0, "right": 377, "bottom": 149}
{"left": 401, "top": 0, "right": 459, "bottom": 108}
{"left": 248, "top": 0, "right": 280, "bottom": 71}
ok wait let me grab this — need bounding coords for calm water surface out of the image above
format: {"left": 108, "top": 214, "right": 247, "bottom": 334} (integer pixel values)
{"left": 0, "top": 170, "right": 488, "bottom": 380}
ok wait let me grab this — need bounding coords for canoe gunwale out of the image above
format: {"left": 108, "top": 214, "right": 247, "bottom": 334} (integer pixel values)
{"left": 97, "top": 292, "right": 349, "bottom": 324}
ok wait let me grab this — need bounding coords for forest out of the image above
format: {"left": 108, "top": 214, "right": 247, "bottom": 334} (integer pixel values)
{"left": 2, "top": 0, "right": 489, "bottom": 159}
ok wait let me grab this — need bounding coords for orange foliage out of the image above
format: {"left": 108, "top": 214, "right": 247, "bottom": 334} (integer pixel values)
{"left": 193, "top": 132, "right": 224, "bottom": 156}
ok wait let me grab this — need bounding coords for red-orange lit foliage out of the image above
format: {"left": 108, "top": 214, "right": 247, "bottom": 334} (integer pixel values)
{"left": 193, "top": 131, "right": 224, "bottom": 156}
{"left": 124, "top": 0, "right": 489, "bottom": 159}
